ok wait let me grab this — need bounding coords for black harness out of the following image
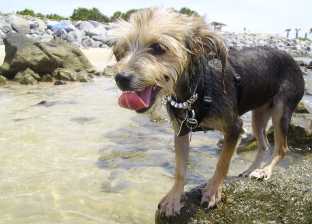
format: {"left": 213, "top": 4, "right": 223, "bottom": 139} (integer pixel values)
{"left": 167, "top": 55, "right": 242, "bottom": 136}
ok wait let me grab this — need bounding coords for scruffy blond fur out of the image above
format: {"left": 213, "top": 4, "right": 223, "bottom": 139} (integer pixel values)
{"left": 109, "top": 7, "right": 227, "bottom": 106}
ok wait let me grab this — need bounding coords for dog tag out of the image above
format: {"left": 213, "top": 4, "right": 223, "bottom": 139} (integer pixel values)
{"left": 177, "top": 110, "right": 198, "bottom": 137}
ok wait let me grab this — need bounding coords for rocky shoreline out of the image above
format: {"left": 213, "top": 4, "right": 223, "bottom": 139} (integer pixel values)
{"left": 1, "top": 13, "right": 312, "bottom": 57}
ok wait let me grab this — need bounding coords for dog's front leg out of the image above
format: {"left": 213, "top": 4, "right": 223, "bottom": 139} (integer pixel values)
{"left": 202, "top": 120, "right": 242, "bottom": 209}
{"left": 159, "top": 126, "right": 190, "bottom": 217}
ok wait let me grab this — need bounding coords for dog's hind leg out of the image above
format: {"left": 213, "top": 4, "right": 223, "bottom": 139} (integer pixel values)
{"left": 240, "top": 104, "right": 273, "bottom": 177}
{"left": 249, "top": 96, "right": 291, "bottom": 180}
{"left": 159, "top": 120, "right": 190, "bottom": 217}
{"left": 202, "top": 117, "right": 243, "bottom": 208}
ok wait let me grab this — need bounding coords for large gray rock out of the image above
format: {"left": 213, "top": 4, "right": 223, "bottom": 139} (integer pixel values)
{"left": 0, "top": 33, "right": 96, "bottom": 79}
{"left": 28, "top": 19, "right": 39, "bottom": 29}
{"left": 0, "top": 20, "right": 13, "bottom": 33}
{"left": 5, "top": 14, "right": 30, "bottom": 34}
{"left": 0, "top": 33, "right": 59, "bottom": 79}
{"left": 86, "top": 25, "right": 106, "bottom": 37}
{"left": 78, "top": 21, "right": 94, "bottom": 31}
{"left": 82, "top": 36, "right": 95, "bottom": 47}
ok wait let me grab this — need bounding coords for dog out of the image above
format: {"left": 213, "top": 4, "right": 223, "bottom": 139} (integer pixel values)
{"left": 108, "top": 7, "right": 305, "bottom": 217}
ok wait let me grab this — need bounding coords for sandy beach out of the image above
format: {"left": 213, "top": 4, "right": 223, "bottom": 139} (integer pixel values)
{"left": 0, "top": 45, "right": 5, "bottom": 64}
{"left": 0, "top": 45, "right": 116, "bottom": 72}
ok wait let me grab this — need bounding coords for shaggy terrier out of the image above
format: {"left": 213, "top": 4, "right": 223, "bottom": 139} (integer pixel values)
{"left": 108, "top": 7, "right": 304, "bottom": 217}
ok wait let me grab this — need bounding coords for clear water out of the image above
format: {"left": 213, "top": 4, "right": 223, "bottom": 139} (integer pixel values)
{"left": 0, "top": 77, "right": 310, "bottom": 223}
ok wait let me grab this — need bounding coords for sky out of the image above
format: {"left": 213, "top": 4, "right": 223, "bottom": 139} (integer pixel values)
{"left": 1, "top": 0, "right": 311, "bottom": 39}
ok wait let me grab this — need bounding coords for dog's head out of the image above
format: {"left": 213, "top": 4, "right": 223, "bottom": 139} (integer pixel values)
{"left": 108, "top": 7, "right": 227, "bottom": 113}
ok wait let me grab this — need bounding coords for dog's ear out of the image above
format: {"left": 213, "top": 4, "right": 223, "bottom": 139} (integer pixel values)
{"left": 107, "top": 20, "right": 129, "bottom": 62}
{"left": 187, "top": 17, "right": 228, "bottom": 73}
{"left": 112, "top": 45, "right": 124, "bottom": 62}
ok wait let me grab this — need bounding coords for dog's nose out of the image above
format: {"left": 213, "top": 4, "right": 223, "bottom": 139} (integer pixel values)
{"left": 115, "top": 72, "right": 132, "bottom": 87}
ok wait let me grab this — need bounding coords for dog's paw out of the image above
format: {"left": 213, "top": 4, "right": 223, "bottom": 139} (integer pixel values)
{"left": 201, "top": 181, "right": 222, "bottom": 209}
{"left": 239, "top": 170, "right": 252, "bottom": 177}
{"left": 249, "top": 168, "right": 272, "bottom": 180}
{"left": 158, "top": 191, "right": 186, "bottom": 217}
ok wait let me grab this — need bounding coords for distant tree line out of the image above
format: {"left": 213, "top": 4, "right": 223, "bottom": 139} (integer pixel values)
{"left": 15, "top": 7, "right": 199, "bottom": 23}
{"left": 16, "top": 9, "right": 68, "bottom": 20}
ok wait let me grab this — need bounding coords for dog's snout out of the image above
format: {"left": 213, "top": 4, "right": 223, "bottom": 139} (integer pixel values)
{"left": 115, "top": 72, "right": 132, "bottom": 89}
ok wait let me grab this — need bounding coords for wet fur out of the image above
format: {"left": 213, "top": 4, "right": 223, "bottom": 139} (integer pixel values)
{"left": 109, "top": 7, "right": 305, "bottom": 217}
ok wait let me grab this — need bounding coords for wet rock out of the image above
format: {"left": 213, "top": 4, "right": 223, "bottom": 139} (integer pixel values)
{"left": 94, "top": 71, "right": 102, "bottom": 76}
{"left": 37, "top": 100, "right": 47, "bottom": 105}
{"left": 54, "top": 80, "right": 67, "bottom": 85}
{"left": 13, "top": 71, "right": 24, "bottom": 82}
{"left": 0, "top": 33, "right": 59, "bottom": 79}
{"left": 43, "top": 39, "right": 96, "bottom": 73}
{"left": 20, "top": 74, "right": 37, "bottom": 85}
{"left": 13, "top": 68, "right": 41, "bottom": 82}
{"left": 0, "top": 33, "right": 96, "bottom": 80}
{"left": 155, "top": 155, "right": 312, "bottom": 224}
{"left": 77, "top": 70, "right": 91, "bottom": 82}
{"left": 41, "top": 74, "right": 53, "bottom": 82}
{"left": 25, "top": 68, "right": 41, "bottom": 81}
{"left": 103, "top": 65, "right": 117, "bottom": 76}
{"left": 79, "top": 75, "right": 91, "bottom": 82}
{"left": 0, "top": 75, "right": 7, "bottom": 86}
{"left": 54, "top": 69, "right": 72, "bottom": 81}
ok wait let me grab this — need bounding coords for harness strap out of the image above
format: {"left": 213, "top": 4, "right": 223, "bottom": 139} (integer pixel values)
{"left": 168, "top": 55, "right": 242, "bottom": 134}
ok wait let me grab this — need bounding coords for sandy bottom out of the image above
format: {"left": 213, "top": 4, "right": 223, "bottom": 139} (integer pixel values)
{"left": 0, "top": 45, "right": 116, "bottom": 72}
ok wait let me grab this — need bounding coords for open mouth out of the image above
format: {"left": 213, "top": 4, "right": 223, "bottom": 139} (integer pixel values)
{"left": 118, "top": 85, "right": 162, "bottom": 113}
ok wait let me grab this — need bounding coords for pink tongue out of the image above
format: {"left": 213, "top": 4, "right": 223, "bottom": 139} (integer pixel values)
{"left": 118, "top": 85, "right": 153, "bottom": 110}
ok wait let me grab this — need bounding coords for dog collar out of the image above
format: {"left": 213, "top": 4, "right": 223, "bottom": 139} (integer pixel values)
{"left": 165, "top": 94, "right": 198, "bottom": 110}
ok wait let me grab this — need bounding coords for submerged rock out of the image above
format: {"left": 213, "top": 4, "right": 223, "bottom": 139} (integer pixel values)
{"left": 155, "top": 154, "right": 312, "bottom": 224}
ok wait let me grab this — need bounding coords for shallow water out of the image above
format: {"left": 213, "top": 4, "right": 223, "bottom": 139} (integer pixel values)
{"left": 0, "top": 77, "right": 310, "bottom": 223}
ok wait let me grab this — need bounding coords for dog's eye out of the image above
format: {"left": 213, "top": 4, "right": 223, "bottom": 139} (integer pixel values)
{"left": 151, "top": 44, "right": 165, "bottom": 55}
